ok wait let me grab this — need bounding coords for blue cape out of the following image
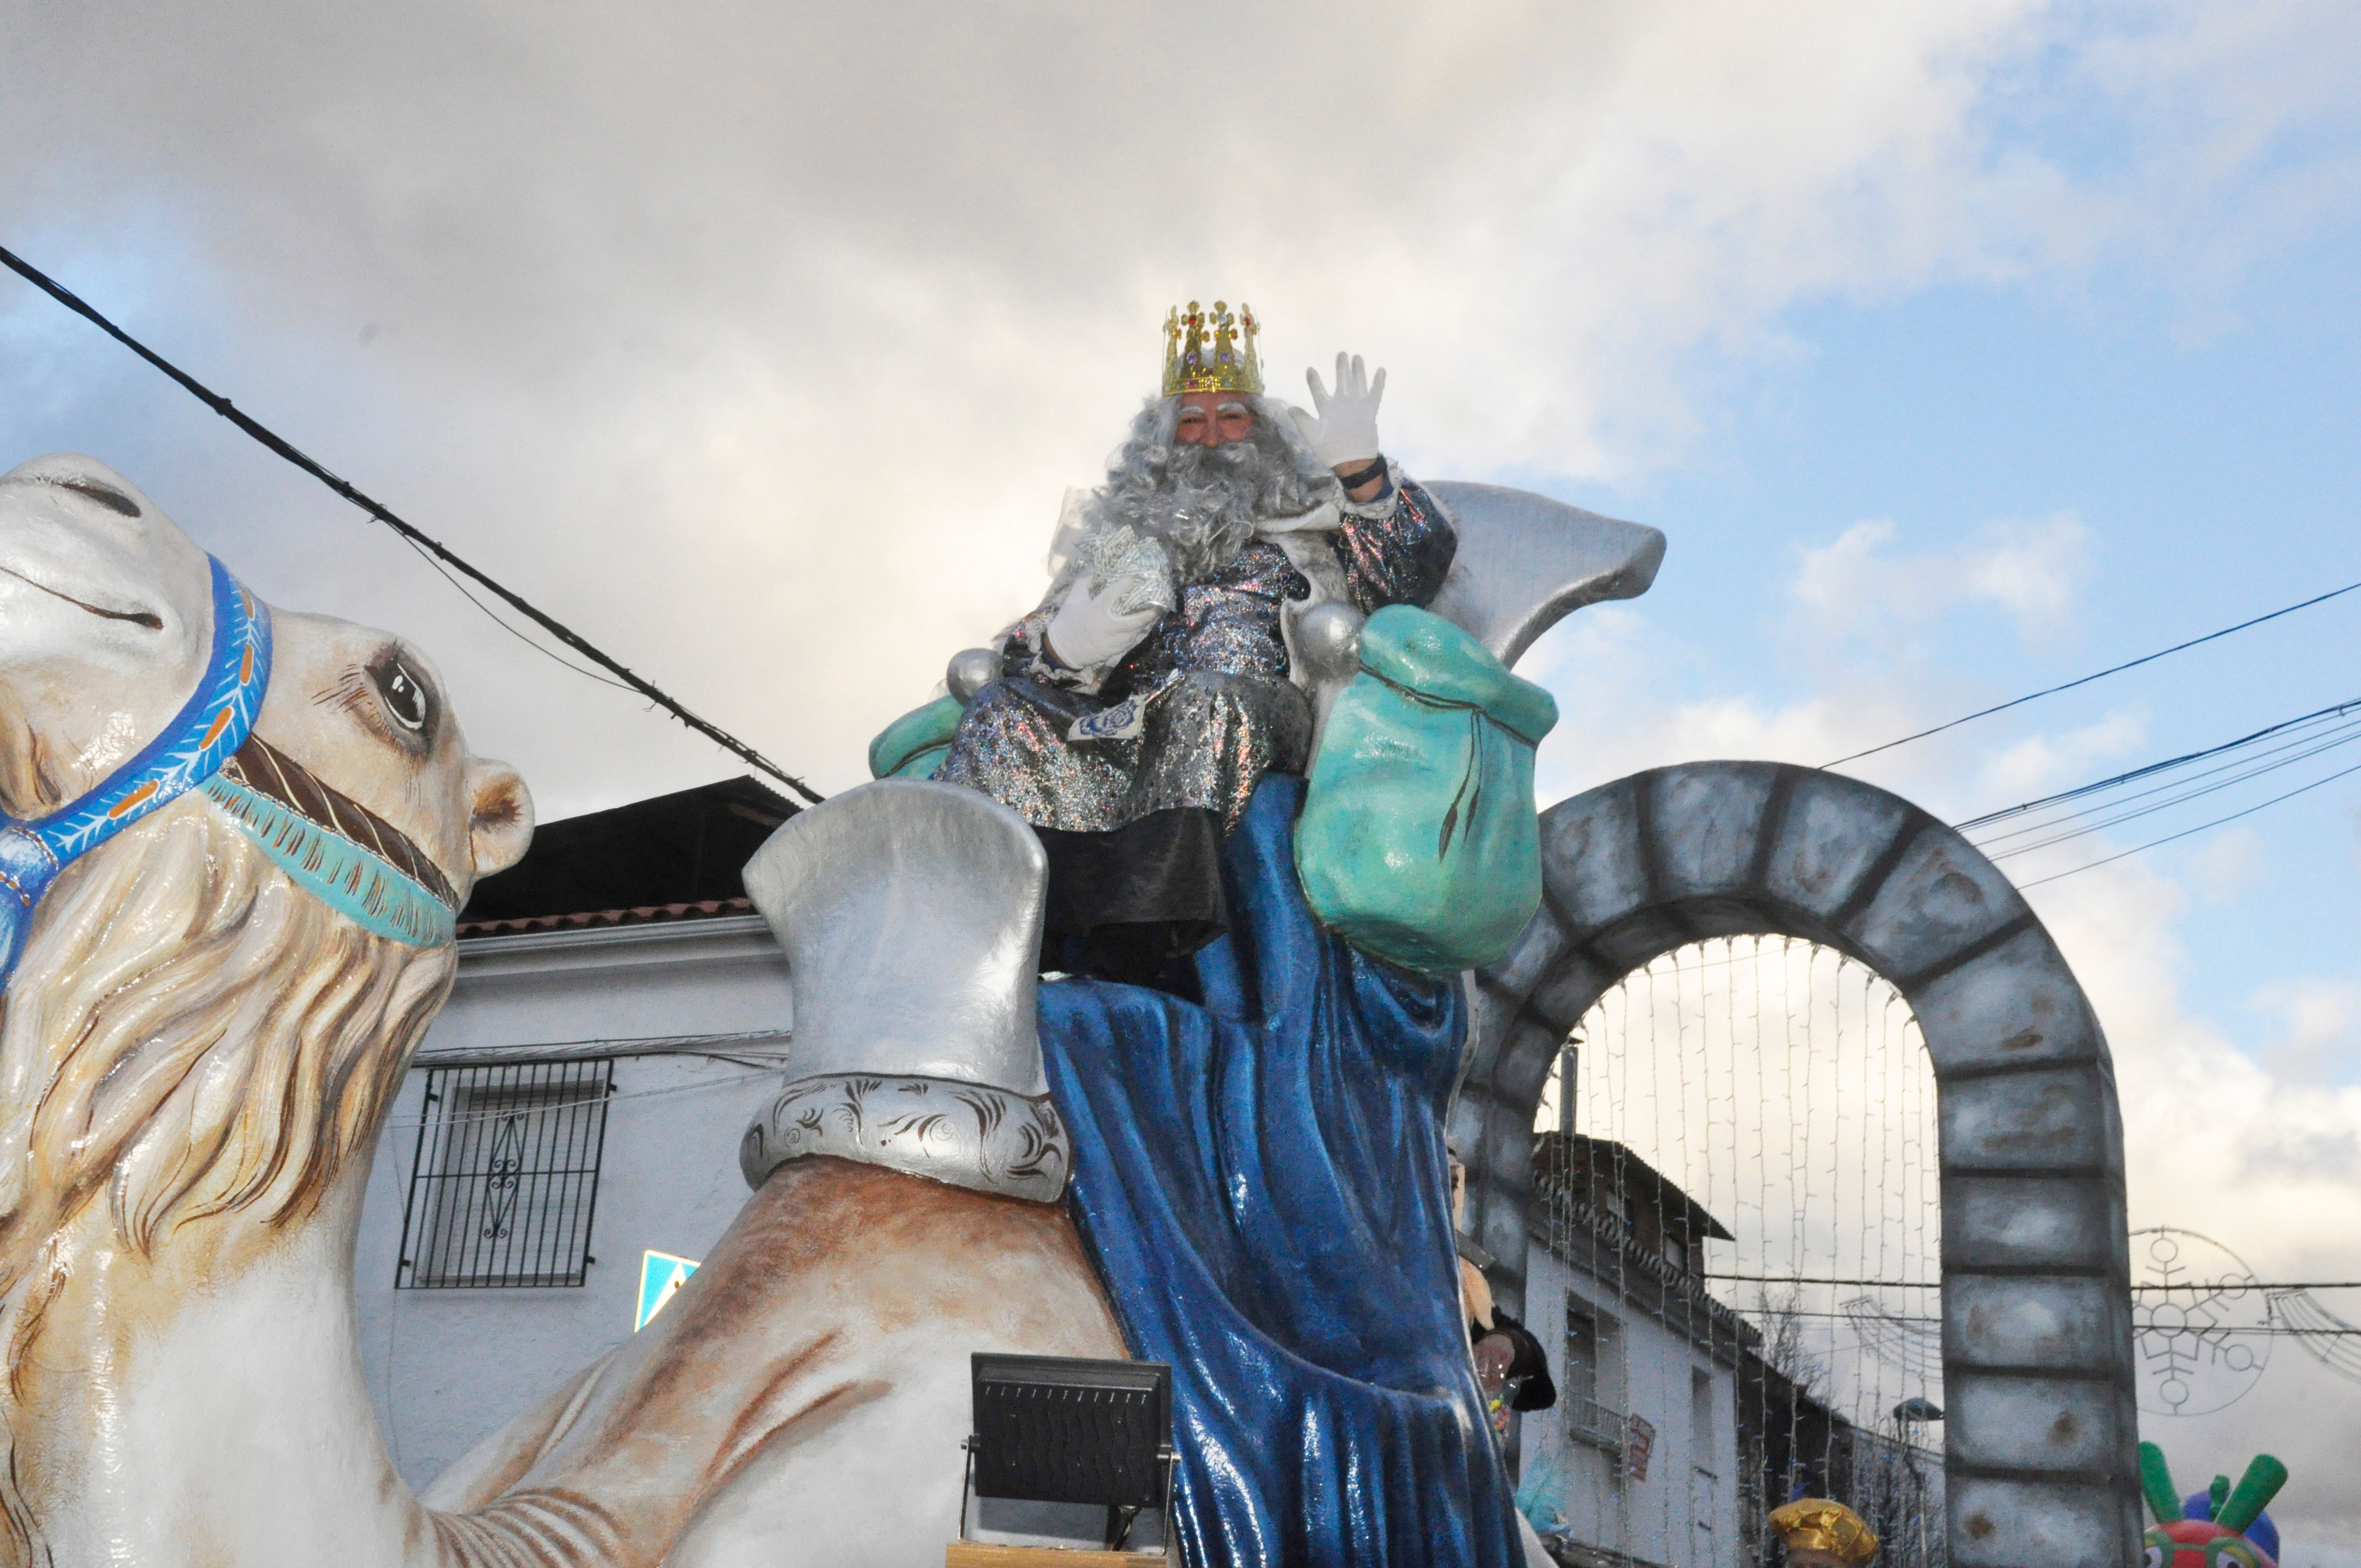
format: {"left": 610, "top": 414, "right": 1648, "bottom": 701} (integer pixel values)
{"left": 1037, "top": 775, "right": 1525, "bottom": 1567}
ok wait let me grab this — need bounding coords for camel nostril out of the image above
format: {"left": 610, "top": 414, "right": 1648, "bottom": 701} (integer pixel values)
{"left": 55, "top": 480, "right": 142, "bottom": 519}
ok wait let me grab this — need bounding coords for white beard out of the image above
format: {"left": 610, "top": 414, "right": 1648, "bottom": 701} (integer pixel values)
{"left": 1086, "top": 404, "right": 1339, "bottom": 584}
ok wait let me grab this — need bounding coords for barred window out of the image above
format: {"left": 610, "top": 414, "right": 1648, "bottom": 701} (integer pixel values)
{"left": 396, "top": 1059, "right": 614, "bottom": 1289}
{"left": 1562, "top": 1302, "right": 1629, "bottom": 1453}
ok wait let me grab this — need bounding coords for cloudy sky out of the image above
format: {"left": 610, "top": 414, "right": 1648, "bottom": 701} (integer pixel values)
{"left": 6, "top": 0, "right": 2360, "bottom": 1553}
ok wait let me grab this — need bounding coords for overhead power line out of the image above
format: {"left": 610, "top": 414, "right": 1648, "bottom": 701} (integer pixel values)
{"left": 1955, "top": 697, "right": 2361, "bottom": 834}
{"left": 1707, "top": 1270, "right": 2361, "bottom": 1291}
{"left": 2012, "top": 758, "right": 2361, "bottom": 890}
{"left": 1824, "top": 576, "right": 2361, "bottom": 769}
{"left": 1973, "top": 708, "right": 2361, "bottom": 860}
{"left": 1980, "top": 729, "right": 2361, "bottom": 861}
{"left": 0, "top": 241, "right": 824, "bottom": 807}
{"left": 1942, "top": 694, "right": 2361, "bottom": 889}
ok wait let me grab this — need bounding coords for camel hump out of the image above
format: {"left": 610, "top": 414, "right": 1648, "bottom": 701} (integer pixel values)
{"left": 738, "top": 779, "right": 1070, "bottom": 1203}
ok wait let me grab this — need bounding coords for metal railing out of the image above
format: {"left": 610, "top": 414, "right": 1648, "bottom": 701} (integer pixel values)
{"left": 1560, "top": 1393, "right": 1630, "bottom": 1456}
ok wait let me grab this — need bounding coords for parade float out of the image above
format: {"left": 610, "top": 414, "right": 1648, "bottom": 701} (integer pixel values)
{"left": 0, "top": 300, "right": 2156, "bottom": 1566}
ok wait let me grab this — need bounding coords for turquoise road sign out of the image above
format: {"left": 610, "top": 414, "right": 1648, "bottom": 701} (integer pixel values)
{"left": 635, "top": 1250, "right": 700, "bottom": 1331}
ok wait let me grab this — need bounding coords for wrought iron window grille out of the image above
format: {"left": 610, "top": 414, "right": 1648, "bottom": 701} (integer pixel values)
{"left": 396, "top": 1059, "right": 616, "bottom": 1289}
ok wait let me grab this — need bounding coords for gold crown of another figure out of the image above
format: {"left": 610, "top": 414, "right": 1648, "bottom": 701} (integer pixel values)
{"left": 1770, "top": 1499, "right": 1878, "bottom": 1562}
{"left": 1161, "top": 299, "right": 1262, "bottom": 397}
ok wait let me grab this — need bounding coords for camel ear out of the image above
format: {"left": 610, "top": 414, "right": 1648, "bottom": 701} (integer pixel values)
{"left": 467, "top": 760, "right": 534, "bottom": 879}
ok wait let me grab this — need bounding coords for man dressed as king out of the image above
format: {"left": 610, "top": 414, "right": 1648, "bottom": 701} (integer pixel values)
{"left": 894, "top": 303, "right": 1548, "bottom": 1567}
{"left": 935, "top": 300, "right": 1457, "bottom": 984}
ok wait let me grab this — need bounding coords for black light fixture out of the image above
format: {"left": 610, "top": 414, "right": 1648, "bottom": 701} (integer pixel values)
{"left": 959, "top": 1353, "right": 1175, "bottom": 1556}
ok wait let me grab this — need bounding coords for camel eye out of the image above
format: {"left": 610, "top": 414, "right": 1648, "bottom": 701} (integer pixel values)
{"left": 370, "top": 655, "right": 432, "bottom": 733}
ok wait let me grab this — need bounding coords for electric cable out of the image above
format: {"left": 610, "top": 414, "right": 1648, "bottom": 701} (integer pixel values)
{"left": 2015, "top": 758, "right": 2361, "bottom": 889}
{"left": 1977, "top": 722, "right": 2361, "bottom": 861}
{"left": 401, "top": 540, "right": 639, "bottom": 693}
{"left": 1707, "top": 1271, "right": 2361, "bottom": 1290}
{"left": 2269, "top": 1291, "right": 2361, "bottom": 1384}
{"left": 1956, "top": 698, "right": 2361, "bottom": 834}
{"left": 1825, "top": 579, "right": 2361, "bottom": 769}
{"left": 1968, "top": 712, "right": 2361, "bottom": 850}
{"left": 0, "top": 239, "right": 825, "bottom": 805}
{"left": 1933, "top": 692, "right": 2361, "bottom": 887}
{"left": 1758, "top": 1310, "right": 2361, "bottom": 1335}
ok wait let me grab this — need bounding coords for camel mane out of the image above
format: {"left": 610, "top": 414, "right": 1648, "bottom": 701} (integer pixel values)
{"left": 0, "top": 792, "right": 455, "bottom": 1559}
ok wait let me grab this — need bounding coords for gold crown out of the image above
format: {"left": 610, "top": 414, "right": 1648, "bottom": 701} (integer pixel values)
{"left": 1770, "top": 1499, "right": 1878, "bottom": 1562}
{"left": 1161, "top": 300, "right": 1262, "bottom": 396}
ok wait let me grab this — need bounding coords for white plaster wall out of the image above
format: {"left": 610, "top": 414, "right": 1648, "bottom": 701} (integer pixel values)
{"left": 353, "top": 917, "right": 795, "bottom": 1490}
{"left": 1517, "top": 1245, "right": 1740, "bottom": 1568}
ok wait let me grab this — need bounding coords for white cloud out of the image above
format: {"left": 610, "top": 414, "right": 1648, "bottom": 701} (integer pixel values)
{"left": 2249, "top": 976, "right": 2361, "bottom": 1082}
{"left": 2021, "top": 838, "right": 2361, "bottom": 1553}
{"left": 1976, "top": 709, "right": 2147, "bottom": 801}
{"left": 1791, "top": 511, "right": 2091, "bottom": 647}
{"left": 2189, "top": 826, "right": 2267, "bottom": 903}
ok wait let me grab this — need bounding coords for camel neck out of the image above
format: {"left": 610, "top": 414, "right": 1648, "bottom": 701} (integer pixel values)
{"left": 21, "top": 1166, "right": 432, "bottom": 1568}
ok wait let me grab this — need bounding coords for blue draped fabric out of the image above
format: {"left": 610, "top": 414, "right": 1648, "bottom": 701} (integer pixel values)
{"left": 1036, "top": 774, "right": 1525, "bottom": 1568}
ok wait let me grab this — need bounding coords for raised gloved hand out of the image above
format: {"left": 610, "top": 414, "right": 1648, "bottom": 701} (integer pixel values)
{"left": 1290, "top": 352, "right": 1386, "bottom": 470}
{"left": 1046, "top": 574, "right": 1161, "bottom": 673}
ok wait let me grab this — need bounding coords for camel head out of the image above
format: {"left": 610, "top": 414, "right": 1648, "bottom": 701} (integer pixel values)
{"left": 0, "top": 453, "right": 531, "bottom": 880}
{"left": 0, "top": 455, "right": 215, "bottom": 819}
{"left": 0, "top": 449, "right": 534, "bottom": 1287}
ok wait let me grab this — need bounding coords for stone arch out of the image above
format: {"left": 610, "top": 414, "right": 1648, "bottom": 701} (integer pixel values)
{"left": 1452, "top": 760, "right": 2138, "bottom": 1566}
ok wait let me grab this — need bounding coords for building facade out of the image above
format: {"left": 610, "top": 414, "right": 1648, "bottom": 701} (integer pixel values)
{"left": 1513, "top": 1134, "right": 1749, "bottom": 1568}
{"left": 352, "top": 780, "right": 799, "bottom": 1489}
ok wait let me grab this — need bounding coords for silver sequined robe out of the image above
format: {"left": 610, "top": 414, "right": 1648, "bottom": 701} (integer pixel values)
{"left": 938, "top": 470, "right": 1456, "bottom": 834}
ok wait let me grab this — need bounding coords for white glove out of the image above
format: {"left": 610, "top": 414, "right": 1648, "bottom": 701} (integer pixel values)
{"left": 1290, "top": 352, "right": 1386, "bottom": 469}
{"left": 1046, "top": 575, "right": 1160, "bottom": 673}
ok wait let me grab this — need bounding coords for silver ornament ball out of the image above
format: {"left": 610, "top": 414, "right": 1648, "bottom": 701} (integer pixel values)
{"left": 946, "top": 647, "right": 1005, "bottom": 705}
{"left": 1293, "top": 602, "right": 1366, "bottom": 687}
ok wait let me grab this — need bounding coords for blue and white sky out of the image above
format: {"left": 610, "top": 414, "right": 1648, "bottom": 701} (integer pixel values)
{"left": 6, "top": 1, "right": 2359, "bottom": 1553}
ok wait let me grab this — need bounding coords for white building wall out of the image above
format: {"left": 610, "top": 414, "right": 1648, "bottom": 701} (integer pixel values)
{"left": 354, "top": 915, "right": 794, "bottom": 1490}
{"left": 1516, "top": 1244, "right": 1741, "bottom": 1568}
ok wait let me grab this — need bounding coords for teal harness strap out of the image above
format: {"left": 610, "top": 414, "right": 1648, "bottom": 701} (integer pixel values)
{"left": 199, "top": 766, "right": 457, "bottom": 948}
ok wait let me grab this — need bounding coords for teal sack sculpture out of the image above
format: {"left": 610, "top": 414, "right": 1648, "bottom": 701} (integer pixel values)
{"left": 1296, "top": 605, "right": 1559, "bottom": 974}
{"left": 868, "top": 695, "right": 964, "bottom": 779}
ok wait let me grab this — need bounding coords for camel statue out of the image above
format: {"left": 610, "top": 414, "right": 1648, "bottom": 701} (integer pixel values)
{"left": 1, "top": 451, "right": 1658, "bottom": 1566}
{"left": 0, "top": 453, "right": 1129, "bottom": 1568}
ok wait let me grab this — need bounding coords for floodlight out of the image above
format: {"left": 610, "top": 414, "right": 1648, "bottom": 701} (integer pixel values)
{"left": 956, "top": 1353, "right": 1174, "bottom": 1556}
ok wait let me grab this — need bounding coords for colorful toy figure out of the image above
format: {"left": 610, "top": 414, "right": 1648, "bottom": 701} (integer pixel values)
{"left": 2141, "top": 1443, "right": 2287, "bottom": 1567}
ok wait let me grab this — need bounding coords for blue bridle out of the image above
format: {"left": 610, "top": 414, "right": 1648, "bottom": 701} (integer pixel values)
{"left": 1, "top": 557, "right": 269, "bottom": 983}
{"left": 0, "top": 557, "right": 473, "bottom": 989}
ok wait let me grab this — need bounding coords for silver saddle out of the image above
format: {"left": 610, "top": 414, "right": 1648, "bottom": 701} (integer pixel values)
{"left": 738, "top": 484, "right": 1664, "bottom": 1203}
{"left": 738, "top": 778, "right": 1071, "bottom": 1204}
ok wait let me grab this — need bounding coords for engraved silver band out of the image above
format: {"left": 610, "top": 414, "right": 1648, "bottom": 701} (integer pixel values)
{"left": 739, "top": 1072, "right": 1071, "bottom": 1205}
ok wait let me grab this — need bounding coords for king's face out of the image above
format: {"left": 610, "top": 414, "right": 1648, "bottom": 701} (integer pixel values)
{"left": 1175, "top": 391, "right": 1255, "bottom": 448}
